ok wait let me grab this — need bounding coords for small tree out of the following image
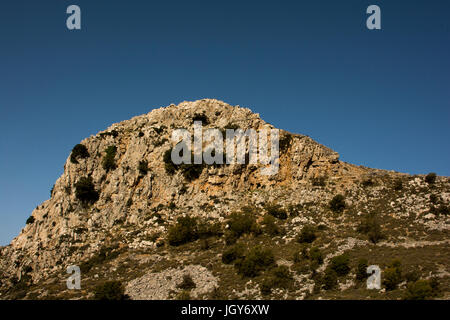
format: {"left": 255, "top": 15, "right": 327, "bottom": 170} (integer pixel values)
{"left": 94, "top": 281, "right": 127, "bottom": 300}
{"left": 70, "top": 144, "right": 89, "bottom": 164}
{"left": 227, "top": 211, "right": 256, "bottom": 237}
{"left": 102, "top": 146, "right": 117, "bottom": 171}
{"left": 167, "top": 216, "right": 198, "bottom": 246}
{"left": 297, "top": 225, "right": 317, "bottom": 243}
{"left": 75, "top": 177, "right": 99, "bottom": 205}
{"left": 383, "top": 260, "right": 403, "bottom": 291}
{"left": 323, "top": 268, "right": 338, "bottom": 290}
{"left": 138, "top": 160, "right": 149, "bottom": 176}
{"left": 356, "top": 258, "right": 369, "bottom": 281}
{"left": 235, "top": 246, "right": 275, "bottom": 277}
{"left": 425, "top": 172, "right": 437, "bottom": 184}
{"left": 177, "top": 274, "right": 196, "bottom": 290}
{"left": 264, "top": 203, "right": 288, "bottom": 220}
{"left": 26, "top": 216, "right": 35, "bottom": 225}
{"left": 329, "top": 254, "right": 350, "bottom": 276}
{"left": 329, "top": 195, "right": 346, "bottom": 213}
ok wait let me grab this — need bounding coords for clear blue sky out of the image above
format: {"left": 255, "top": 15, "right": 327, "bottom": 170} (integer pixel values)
{"left": 1, "top": 0, "right": 449, "bottom": 245}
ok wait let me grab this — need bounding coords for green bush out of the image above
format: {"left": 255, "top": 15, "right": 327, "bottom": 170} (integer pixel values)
{"left": 260, "top": 265, "right": 293, "bottom": 295}
{"left": 227, "top": 211, "right": 256, "bottom": 237}
{"left": 356, "top": 258, "right": 369, "bottom": 281}
{"left": 383, "top": 260, "right": 403, "bottom": 291}
{"left": 329, "top": 194, "right": 346, "bottom": 213}
{"left": 262, "top": 215, "right": 281, "bottom": 236}
{"left": 265, "top": 203, "right": 288, "bottom": 220}
{"left": 93, "top": 281, "right": 127, "bottom": 300}
{"left": 297, "top": 225, "right": 317, "bottom": 243}
{"left": 163, "top": 149, "right": 177, "bottom": 175}
{"left": 329, "top": 254, "right": 350, "bottom": 276}
{"left": 323, "top": 268, "right": 338, "bottom": 290}
{"left": 404, "top": 279, "right": 436, "bottom": 300}
{"left": 393, "top": 179, "right": 403, "bottom": 191}
{"left": 102, "top": 146, "right": 117, "bottom": 171}
{"left": 70, "top": 144, "right": 89, "bottom": 164}
{"left": 192, "top": 113, "right": 209, "bottom": 124}
{"left": 75, "top": 177, "right": 99, "bottom": 205}
{"left": 425, "top": 172, "right": 437, "bottom": 184}
{"left": 357, "top": 213, "right": 384, "bottom": 243}
{"left": 177, "top": 274, "right": 196, "bottom": 290}
{"left": 222, "top": 244, "right": 245, "bottom": 264}
{"left": 311, "top": 176, "right": 327, "bottom": 187}
{"left": 167, "top": 216, "right": 198, "bottom": 246}
{"left": 309, "top": 247, "right": 323, "bottom": 265}
{"left": 163, "top": 147, "right": 204, "bottom": 180}
{"left": 235, "top": 246, "right": 275, "bottom": 277}
{"left": 138, "top": 160, "right": 149, "bottom": 175}
{"left": 26, "top": 215, "right": 35, "bottom": 225}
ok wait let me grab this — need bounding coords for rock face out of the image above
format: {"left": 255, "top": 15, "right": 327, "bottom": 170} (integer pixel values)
{"left": 0, "top": 99, "right": 448, "bottom": 300}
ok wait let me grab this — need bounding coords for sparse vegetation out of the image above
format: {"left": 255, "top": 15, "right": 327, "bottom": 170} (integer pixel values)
{"left": 70, "top": 144, "right": 89, "bottom": 164}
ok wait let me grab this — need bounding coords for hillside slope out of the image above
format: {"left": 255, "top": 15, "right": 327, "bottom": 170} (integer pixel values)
{"left": 0, "top": 99, "right": 448, "bottom": 300}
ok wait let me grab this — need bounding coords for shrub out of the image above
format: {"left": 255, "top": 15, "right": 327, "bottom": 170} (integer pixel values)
{"left": 180, "top": 162, "right": 204, "bottom": 181}
{"left": 26, "top": 216, "right": 35, "bottom": 225}
{"left": 167, "top": 216, "right": 198, "bottom": 246}
{"left": 309, "top": 247, "right": 323, "bottom": 265}
{"left": 102, "top": 146, "right": 117, "bottom": 171}
{"left": 265, "top": 203, "right": 288, "bottom": 220}
{"left": 329, "top": 254, "right": 350, "bottom": 276}
{"left": 192, "top": 113, "right": 209, "bottom": 124}
{"left": 383, "top": 260, "right": 403, "bottom": 291}
{"left": 138, "top": 160, "right": 149, "bottom": 175}
{"left": 393, "top": 179, "right": 403, "bottom": 191}
{"left": 227, "top": 211, "right": 256, "bottom": 237}
{"left": 177, "top": 290, "right": 191, "bottom": 300}
{"left": 271, "top": 265, "right": 293, "bottom": 288}
{"left": 222, "top": 244, "right": 245, "bottom": 264}
{"left": 356, "top": 258, "right": 369, "bottom": 281}
{"left": 235, "top": 247, "right": 275, "bottom": 277}
{"left": 177, "top": 274, "right": 196, "bottom": 290}
{"left": 297, "top": 225, "right": 317, "bottom": 243}
{"left": 163, "top": 149, "right": 177, "bottom": 175}
{"left": 361, "top": 178, "right": 375, "bottom": 187}
{"left": 70, "top": 144, "right": 89, "bottom": 164}
{"left": 405, "top": 270, "right": 421, "bottom": 283}
{"left": 75, "top": 177, "right": 99, "bottom": 205}
{"left": 323, "top": 268, "right": 338, "bottom": 290}
{"left": 404, "top": 279, "right": 436, "bottom": 300}
{"left": 311, "top": 176, "right": 327, "bottom": 187}
{"left": 262, "top": 215, "right": 281, "bottom": 236}
{"left": 357, "top": 213, "right": 384, "bottom": 244}
{"left": 425, "top": 172, "right": 437, "bottom": 184}
{"left": 329, "top": 195, "right": 346, "bottom": 213}
{"left": 94, "top": 281, "right": 127, "bottom": 300}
